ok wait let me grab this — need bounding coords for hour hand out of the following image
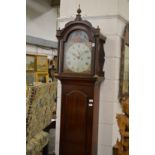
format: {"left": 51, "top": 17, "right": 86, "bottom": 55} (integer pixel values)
{"left": 72, "top": 52, "right": 80, "bottom": 59}
{"left": 72, "top": 53, "right": 78, "bottom": 58}
{"left": 77, "top": 51, "right": 81, "bottom": 59}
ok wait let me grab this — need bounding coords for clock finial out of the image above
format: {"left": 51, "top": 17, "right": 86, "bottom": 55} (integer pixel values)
{"left": 77, "top": 4, "right": 81, "bottom": 15}
{"left": 75, "top": 4, "right": 82, "bottom": 21}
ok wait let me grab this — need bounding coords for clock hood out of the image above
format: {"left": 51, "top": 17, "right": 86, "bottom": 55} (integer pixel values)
{"left": 56, "top": 6, "right": 106, "bottom": 42}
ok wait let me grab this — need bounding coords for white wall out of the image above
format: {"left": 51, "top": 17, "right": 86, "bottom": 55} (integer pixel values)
{"left": 118, "top": 0, "right": 129, "bottom": 20}
{"left": 26, "top": 0, "right": 59, "bottom": 42}
{"left": 55, "top": 0, "right": 129, "bottom": 155}
{"left": 60, "top": 0, "right": 117, "bottom": 18}
{"left": 60, "top": 0, "right": 128, "bottom": 21}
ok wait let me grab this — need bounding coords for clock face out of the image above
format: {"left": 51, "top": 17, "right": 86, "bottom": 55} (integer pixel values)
{"left": 64, "top": 30, "right": 92, "bottom": 73}
{"left": 64, "top": 43, "right": 91, "bottom": 73}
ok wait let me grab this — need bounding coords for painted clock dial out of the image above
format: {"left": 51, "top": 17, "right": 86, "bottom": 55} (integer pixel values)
{"left": 64, "top": 30, "right": 92, "bottom": 73}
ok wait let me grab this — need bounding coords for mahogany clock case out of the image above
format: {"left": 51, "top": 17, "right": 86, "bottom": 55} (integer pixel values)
{"left": 56, "top": 8, "right": 106, "bottom": 155}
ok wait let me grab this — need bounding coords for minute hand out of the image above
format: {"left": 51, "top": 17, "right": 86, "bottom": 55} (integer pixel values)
{"left": 72, "top": 53, "right": 78, "bottom": 58}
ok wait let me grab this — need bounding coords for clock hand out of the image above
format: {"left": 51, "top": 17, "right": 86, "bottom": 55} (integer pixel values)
{"left": 72, "top": 51, "right": 80, "bottom": 59}
{"left": 72, "top": 52, "right": 81, "bottom": 60}
{"left": 72, "top": 53, "right": 78, "bottom": 58}
{"left": 77, "top": 51, "right": 81, "bottom": 59}
{"left": 78, "top": 51, "right": 80, "bottom": 56}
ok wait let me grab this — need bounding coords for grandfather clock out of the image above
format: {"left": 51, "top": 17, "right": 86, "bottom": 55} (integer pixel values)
{"left": 56, "top": 7, "right": 106, "bottom": 155}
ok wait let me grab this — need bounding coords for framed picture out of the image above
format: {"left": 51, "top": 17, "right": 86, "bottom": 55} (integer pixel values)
{"left": 26, "top": 71, "right": 36, "bottom": 85}
{"left": 26, "top": 55, "right": 35, "bottom": 71}
{"left": 119, "top": 24, "right": 129, "bottom": 98}
{"left": 36, "top": 72, "right": 48, "bottom": 83}
{"left": 36, "top": 55, "right": 48, "bottom": 72}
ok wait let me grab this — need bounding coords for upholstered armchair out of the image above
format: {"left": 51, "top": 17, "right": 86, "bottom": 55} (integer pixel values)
{"left": 26, "top": 82, "right": 57, "bottom": 155}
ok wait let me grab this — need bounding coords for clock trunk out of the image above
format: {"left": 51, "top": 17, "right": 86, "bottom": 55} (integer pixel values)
{"left": 59, "top": 78, "right": 102, "bottom": 155}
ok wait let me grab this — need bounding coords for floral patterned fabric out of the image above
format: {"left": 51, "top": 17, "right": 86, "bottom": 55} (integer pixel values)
{"left": 26, "top": 82, "right": 57, "bottom": 155}
{"left": 26, "top": 131, "right": 49, "bottom": 155}
{"left": 26, "top": 86, "right": 33, "bottom": 118}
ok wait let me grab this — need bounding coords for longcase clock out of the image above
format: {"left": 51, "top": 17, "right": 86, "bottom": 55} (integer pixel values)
{"left": 56, "top": 7, "right": 106, "bottom": 155}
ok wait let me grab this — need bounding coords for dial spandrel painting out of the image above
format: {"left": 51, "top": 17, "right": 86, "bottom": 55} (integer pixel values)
{"left": 64, "top": 30, "right": 92, "bottom": 73}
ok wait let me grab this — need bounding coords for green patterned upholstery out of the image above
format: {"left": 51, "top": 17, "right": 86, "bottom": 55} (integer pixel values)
{"left": 26, "top": 131, "right": 49, "bottom": 155}
{"left": 26, "top": 82, "right": 57, "bottom": 155}
{"left": 26, "top": 86, "right": 33, "bottom": 118}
